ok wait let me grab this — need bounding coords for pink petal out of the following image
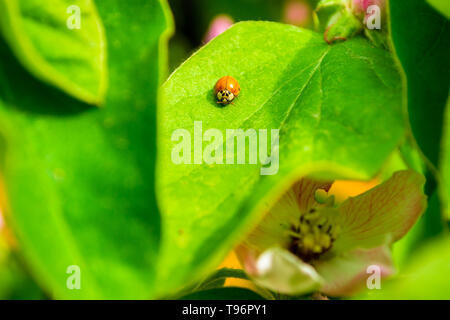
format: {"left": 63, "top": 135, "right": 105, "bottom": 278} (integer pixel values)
{"left": 203, "top": 15, "right": 234, "bottom": 43}
{"left": 334, "top": 170, "right": 427, "bottom": 252}
{"left": 353, "top": 0, "right": 385, "bottom": 16}
{"left": 292, "top": 178, "right": 333, "bottom": 213}
{"left": 235, "top": 245, "right": 261, "bottom": 275}
{"left": 0, "top": 208, "right": 4, "bottom": 230}
{"left": 314, "top": 246, "right": 394, "bottom": 297}
{"left": 353, "top": 0, "right": 366, "bottom": 14}
{"left": 237, "top": 246, "right": 323, "bottom": 295}
{"left": 283, "top": 1, "right": 310, "bottom": 27}
{"left": 242, "top": 178, "right": 333, "bottom": 251}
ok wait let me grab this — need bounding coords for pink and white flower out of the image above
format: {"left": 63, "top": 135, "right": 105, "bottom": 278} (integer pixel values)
{"left": 236, "top": 170, "right": 427, "bottom": 296}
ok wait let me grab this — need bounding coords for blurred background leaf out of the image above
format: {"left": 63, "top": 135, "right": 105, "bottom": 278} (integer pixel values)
{"left": 363, "top": 236, "right": 450, "bottom": 299}
{"left": 169, "top": 0, "right": 281, "bottom": 44}
{"left": 0, "top": 0, "right": 107, "bottom": 105}
{"left": 393, "top": 191, "right": 446, "bottom": 270}
{"left": 440, "top": 99, "right": 450, "bottom": 220}
{"left": 167, "top": 0, "right": 317, "bottom": 72}
{"left": 427, "top": 0, "right": 450, "bottom": 19}
{"left": 0, "top": 0, "right": 173, "bottom": 299}
{"left": 388, "top": 0, "right": 450, "bottom": 175}
{"left": 0, "top": 236, "right": 45, "bottom": 299}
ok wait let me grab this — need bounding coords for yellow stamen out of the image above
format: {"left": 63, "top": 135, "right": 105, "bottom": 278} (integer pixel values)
{"left": 289, "top": 208, "right": 340, "bottom": 261}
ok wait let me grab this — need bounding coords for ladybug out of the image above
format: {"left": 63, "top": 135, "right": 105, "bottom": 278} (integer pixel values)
{"left": 214, "top": 76, "right": 240, "bottom": 104}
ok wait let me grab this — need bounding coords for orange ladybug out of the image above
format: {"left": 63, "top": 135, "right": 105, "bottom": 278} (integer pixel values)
{"left": 214, "top": 76, "right": 240, "bottom": 104}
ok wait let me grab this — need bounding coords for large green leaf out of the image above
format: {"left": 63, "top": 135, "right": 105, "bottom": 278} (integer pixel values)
{"left": 388, "top": 0, "right": 450, "bottom": 168}
{"left": 0, "top": 0, "right": 107, "bottom": 105}
{"left": 0, "top": 0, "right": 173, "bottom": 299}
{"left": 156, "top": 21, "right": 404, "bottom": 296}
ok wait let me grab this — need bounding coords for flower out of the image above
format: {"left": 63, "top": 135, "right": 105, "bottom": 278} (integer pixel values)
{"left": 0, "top": 208, "right": 4, "bottom": 231}
{"left": 203, "top": 15, "right": 234, "bottom": 44}
{"left": 283, "top": 1, "right": 311, "bottom": 27}
{"left": 353, "top": 0, "right": 385, "bottom": 11}
{"left": 352, "top": 0, "right": 385, "bottom": 20}
{"left": 236, "top": 170, "right": 427, "bottom": 297}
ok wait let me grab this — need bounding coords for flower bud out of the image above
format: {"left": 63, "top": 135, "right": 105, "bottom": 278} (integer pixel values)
{"left": 204, "top": 15, "right": 234, "bottom": 44}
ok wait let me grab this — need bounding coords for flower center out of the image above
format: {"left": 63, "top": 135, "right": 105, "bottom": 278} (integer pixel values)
{"left": 288, "top": 208, "right": 340, "bottom": 262}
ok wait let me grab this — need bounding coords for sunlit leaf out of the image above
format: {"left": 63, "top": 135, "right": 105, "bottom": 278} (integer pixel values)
{"left": 156, "top": 21, "right": 404, "bottom": 296}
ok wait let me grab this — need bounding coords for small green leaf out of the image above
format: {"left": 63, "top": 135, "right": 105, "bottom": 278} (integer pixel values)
{"left": 168, "top": 268, "right": 248, "bottom": 299}
{"left": 174, "top": 268, "right": 276, "bottom": 300}
{"left": 179, "top": 287, "right": 265, "bottom": 300}
{"left": 206, "top": 268, "right": 249, "bottom": 281}
{"left": 196, "top": 268, "right": 248, "bottom": 291}
{"left": 156, "top": 21, "right": 403, "bottom": 296}
{"left": 0, "top": 0, "right": 107, "bottom": 105}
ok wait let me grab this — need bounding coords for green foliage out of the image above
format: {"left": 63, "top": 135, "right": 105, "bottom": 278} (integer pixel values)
{"left": 427, "top": 0, "right": 450, "bottom": 19}
{"left": 389, "top": 0, "right": 450, "bottom": 221}
{"left": 174, "top": 268, "right": 248, "bottom": 298}
{"left": 388, "top": 0, "right": 450, "bottom": 169}
{"left": 0, "top": 0, "right": 107, "bottom": 105}
{"left": 157, "top": 21, "right": 404, "bottom": 296}
{"left": 393, "top": 191, "right": 445, "bottom": 270}
{"left": 0, "top": 0, "right": 173, "bottom": 299}
{"left": 179, "top": 287, "right": 265, "bottom": 300}
{"left": 314, "top": 0, "right": 363, "bottom": 44}
{"left": 441, "top": 99, "right": 450, "bottom": 219}
{"left": 169, "top": 0, "right": 284, "bottom": 41}
{"left": 0, "top": 238, "right": 44, "bottom": 299}
{"left": 0, "top": 0, "right": 448, "bottom": 301}
{"left": 365, "top": 236, "right": 450, "bottom": 299}
{"left": 200, "top": 268, "right": 249, "bottom": 288}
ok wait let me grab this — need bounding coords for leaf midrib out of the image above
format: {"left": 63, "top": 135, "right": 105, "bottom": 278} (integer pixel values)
{"left": 162, "top": 47, "right": 331, "bottom": 189}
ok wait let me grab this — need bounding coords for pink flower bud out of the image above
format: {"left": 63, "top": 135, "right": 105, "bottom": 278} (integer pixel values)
{"left": 283, "top": 0, "right": 311, "bottom": 27}
{"left": 353, "top": 0, "right": 384, "bottom": 14}
{"left": 353, "top": 0, "right": 365, "bottom": 14}
{"left": 353, "top": 0, "right": 385, "bottom": 24}
{"left": 204, "top": 15, "right": 234, "bottom": 43}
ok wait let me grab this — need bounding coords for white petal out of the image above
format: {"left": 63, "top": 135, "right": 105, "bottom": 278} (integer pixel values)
{"left": 252, "top": 247, "right": 323, "bottom": 295}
